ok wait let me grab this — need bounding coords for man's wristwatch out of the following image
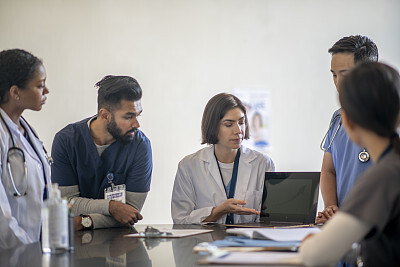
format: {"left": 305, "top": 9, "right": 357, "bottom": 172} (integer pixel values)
{"left": 80, "top": 214, "right": 93, "bottom": 230}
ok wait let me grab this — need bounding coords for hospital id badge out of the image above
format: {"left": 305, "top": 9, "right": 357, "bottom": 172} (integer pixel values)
{"left": 104, "top": 184, "right": 126, "bottom": 204}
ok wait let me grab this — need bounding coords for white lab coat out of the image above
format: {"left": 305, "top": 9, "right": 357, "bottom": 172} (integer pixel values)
{"left": 171, "top": 145, "right": 275, "bottom": 224}
{"left": 0, "top": 108, "right": 51, "bottom": 249}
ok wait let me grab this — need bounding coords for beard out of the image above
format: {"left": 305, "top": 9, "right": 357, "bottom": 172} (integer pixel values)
{"left": 106, "top": 115, "right": 137, "bottom": 145}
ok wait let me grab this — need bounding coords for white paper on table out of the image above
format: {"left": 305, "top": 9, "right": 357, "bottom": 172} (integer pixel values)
{"left": 226, "top": 228, "right": 257, "bottom": 238}
{"left": 199, "top": 251, "right": 302, "bottom": 265}
{"left": 227, "top": 227, "right": 321, "bottom": 241}
{"left": 253, "top": 228, "right": 321, "bottom": 241}
{"left": 124, "top": 229, "right": 213, "bottom": 238}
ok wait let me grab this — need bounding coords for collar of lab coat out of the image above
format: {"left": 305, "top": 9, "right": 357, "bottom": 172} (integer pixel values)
{"left": 0, "top": 108, "right": 40, "bottom": 160}
{"left": 199, "top": 145, "right": 257, "bottom": 197}
{"left": 0, "top": 108, "right": 51, "bottom": 190}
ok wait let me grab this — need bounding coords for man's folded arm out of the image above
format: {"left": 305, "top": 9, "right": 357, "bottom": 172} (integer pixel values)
{"left": 60, "top": 185, "right": 146, "bottom": 229}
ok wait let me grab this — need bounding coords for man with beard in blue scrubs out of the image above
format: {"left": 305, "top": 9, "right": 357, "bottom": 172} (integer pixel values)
{"left": 52, "top": 75, "right": 152, "bottom": 230}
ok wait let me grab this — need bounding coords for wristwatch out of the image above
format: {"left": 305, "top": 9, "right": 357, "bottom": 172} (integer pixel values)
{"left": 80, "top": 214, "right": 93, "bottom": 230}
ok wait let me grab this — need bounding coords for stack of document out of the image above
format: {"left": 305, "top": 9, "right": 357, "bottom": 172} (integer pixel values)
{"left": 226, "top": 227, "right": 321, "bottom": 241}
{"left": 198, "top": 251, "right": 303, "bottom": 265}
{"left": 193, "top": 236, "right": 300, "bottom": 252}
{"left": 196, "top": 227, "right": 321, "bottom": 265}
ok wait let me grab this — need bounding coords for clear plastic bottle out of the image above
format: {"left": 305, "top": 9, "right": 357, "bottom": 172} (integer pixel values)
{"left": 41, "top": 183, "right": 69, "bottom": 253}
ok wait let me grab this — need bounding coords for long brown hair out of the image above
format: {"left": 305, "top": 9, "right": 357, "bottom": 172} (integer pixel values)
{"left": 201, "top": 93, "right": 250, "bottom": 145}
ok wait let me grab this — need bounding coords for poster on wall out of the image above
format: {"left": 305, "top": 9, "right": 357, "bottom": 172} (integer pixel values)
{"left": 233, "top": 89, "right": 272, "bottom": 154}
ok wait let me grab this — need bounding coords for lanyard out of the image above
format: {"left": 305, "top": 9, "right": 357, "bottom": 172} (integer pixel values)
{"left": 214, "top": 148, "right": 240, "bottom": 224}
{"left": 23, "top": 125, "right": 48, "bottom": 199}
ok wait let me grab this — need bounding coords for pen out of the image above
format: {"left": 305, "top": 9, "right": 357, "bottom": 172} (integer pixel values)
{"left": 215, "top": 252, "right": 230, "bottom": 259}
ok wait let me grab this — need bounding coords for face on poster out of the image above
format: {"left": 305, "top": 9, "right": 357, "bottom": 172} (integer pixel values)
{"left": 233, "top": 90, "right": 272, "bottom": 153}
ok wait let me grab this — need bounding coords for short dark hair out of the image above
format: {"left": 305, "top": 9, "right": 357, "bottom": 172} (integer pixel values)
{"left": 328, "top": 35, "right": 378, "bottom": 63}
{"left": 201, "top": 93, "right": 250, "bottom": 145}
{"left": 96, "top": 75, "right": 142, "bottom": 112}
{"left": 0, "top": 49, "right": 43, "bottom": 104}
{"left": 340, "top": 62, "right": 400, "bottom": 154}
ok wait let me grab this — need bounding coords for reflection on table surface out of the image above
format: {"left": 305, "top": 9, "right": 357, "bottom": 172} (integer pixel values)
{"left": 0, "top": 224, "right": 355, "bottom": 267}
{"left": 134, "top": 224, "right": 228, "bottom": 267}
{"left": 0, "top": 224, "right": 228, "bottom": 267}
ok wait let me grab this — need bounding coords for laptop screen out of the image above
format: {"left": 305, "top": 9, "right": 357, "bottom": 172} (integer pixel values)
{"left": 260, "top": 172, "right": 320, "bottom": 224}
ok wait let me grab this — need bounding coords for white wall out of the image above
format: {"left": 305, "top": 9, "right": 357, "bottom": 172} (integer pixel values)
{"left": 1, "top": 0, "right": 399, "bottom": 224}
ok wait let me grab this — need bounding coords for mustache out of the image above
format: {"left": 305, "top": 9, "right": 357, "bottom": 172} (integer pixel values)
{"left": 126, "top": 128, "right": 138, "bottom": 135}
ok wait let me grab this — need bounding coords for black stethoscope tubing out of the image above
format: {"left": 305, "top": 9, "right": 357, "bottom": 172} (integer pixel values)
{"left": 0, "top": 113, "right": 52, "bottom": 196}
{"left": 320, "top": 113, "right": 370, "bottom": 163}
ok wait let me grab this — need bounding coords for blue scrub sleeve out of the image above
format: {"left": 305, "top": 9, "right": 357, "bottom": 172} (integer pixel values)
{"left": 51, "top": 132, "right": 78, "bottom": 186}
{"left": 125, "top": 136, "right": 152, "bottom": 192}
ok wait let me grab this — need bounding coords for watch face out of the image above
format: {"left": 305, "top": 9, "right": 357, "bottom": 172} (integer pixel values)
{"left": 82, "top": 216, "right": 92, "bottom": 228}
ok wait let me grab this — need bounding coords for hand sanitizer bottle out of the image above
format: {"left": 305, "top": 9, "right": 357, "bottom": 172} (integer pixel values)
{"left": 41, "top": 183, "right": 69, "bottom": 253}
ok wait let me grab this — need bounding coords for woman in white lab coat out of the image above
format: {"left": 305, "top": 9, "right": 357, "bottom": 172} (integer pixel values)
{"left": 171, "top": 93, "right": 274, "bottom": 224}
{"left": 0, "top": 49, "right": 51, "bottom": 249}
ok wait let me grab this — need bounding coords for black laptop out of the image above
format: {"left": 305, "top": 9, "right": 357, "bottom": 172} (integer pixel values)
{"left": 259, "top": 172, "right": 320, "bottom": 227}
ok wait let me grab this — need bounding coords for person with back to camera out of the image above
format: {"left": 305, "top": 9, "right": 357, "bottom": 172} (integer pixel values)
{"left": 0, "top": 49, "right": 51, "bottom": 249}
{"left": 300, "top": 62, "right": 400, "bottom": 266}
{"left": 317, "top": 35, "right": 378, "bottom": 224}
{"left": 171, "top": 93, "right": 275, "bottom": 224}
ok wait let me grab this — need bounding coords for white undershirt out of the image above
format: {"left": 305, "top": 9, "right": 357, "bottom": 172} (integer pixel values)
{"left": 94, "top": 143, "right": 110, "bottom": 157}
{"left": 218, "top": 161, "right": 234, "bottom": 186}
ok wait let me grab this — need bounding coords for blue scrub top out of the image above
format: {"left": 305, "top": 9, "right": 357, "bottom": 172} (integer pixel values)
{"left": 51, "top": 117, "right": 152, "bottom": 199}
{"left": 324, "top": 109, "right": 372, "bottom": 206}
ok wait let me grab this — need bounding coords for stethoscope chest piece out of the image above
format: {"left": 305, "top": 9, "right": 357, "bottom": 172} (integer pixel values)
{"left": 359, "top": 149, "right": 370, "bottom": 163}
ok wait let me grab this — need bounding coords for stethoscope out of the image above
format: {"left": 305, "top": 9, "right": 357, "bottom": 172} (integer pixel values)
{"left": 320, "top": 113, "right": 370, "bottom": 163}
{"left": 0, "top": 113, "right": 52, "bottom": 197}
